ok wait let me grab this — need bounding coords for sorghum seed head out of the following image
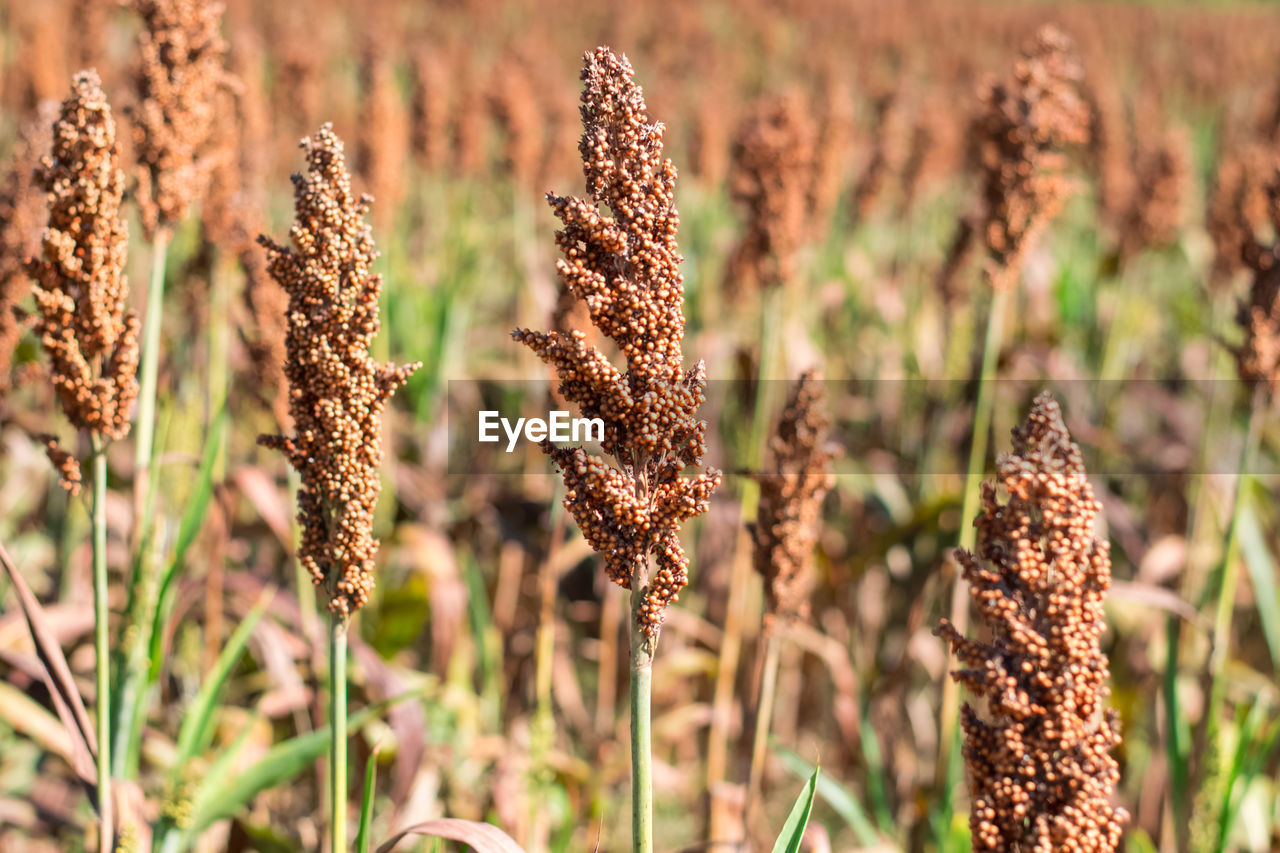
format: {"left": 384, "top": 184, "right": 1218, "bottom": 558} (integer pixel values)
{"left": 936, "top": 393, "right": 1127, "bottom": 851}
{"left": 752, "top": 371, "right": 837, "bottom": 625}
{"left": 27, "top": 70, "right": 140, "bottom": 442}
{"left": 724, "top": 92, "right": 817, "bottom": 296}
{"left": 513, "top": 47, "right": 721, "bottom": 638}
{"left": 975, "top": 24, "right": 1089, "bottom": 291}
{"left": 257, "top": 124, "right": 420, "bottom": 619}
{"left": 129, "top": 0, "right": 231, "bottom": 240}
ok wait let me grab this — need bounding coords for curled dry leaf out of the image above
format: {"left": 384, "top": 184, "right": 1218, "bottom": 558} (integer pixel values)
{"left": 377, "top": 818, "right": 529, "bottom": 853}
{"left": 0, "top": 541, "right": 98, "bottom": 805}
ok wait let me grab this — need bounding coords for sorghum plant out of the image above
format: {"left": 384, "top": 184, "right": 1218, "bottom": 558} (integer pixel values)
{"left": 745, "top": 370, "right": 835, "bottom": 822}
{"left": 1206, "top": 140, "right": 1270, "bottom": 292}
{"left": 973, "top": 25, "right": 1089, "bottom": 291}
{"left": 900, "top": 89, "right": 964, "bottom": 214}
{"left": 127, "top": 0, "right": 231, "bottom": 543}
{"left": 1117, "top": 102, "right": 1190, "bottom": 261}
{"left": 1188, "top": 157, "right": 1280, "bottom": 851}
{"left": 258, "top": 123, "right": 419, "bottom": 851}
{"left": 938, "top": 23, "right": 1089, "bottom": 301}
{"left": 512, "top": 47, "right": 721, "bottom": 853}
{"left": 751, "top": 370, "right": 836, "bottom": 628}
{"left": 723, "top": 92, "right": 816, "bottom": 296}
{"left": 130, "top": 0, "right": 229, "bottom": 240}
{"left": 937, "top": 393, "right": 1128, "bottom": 852}
{"left": 488, "top": 52, "right": 544, "bottom": 191}
{"left": 939, "top": 27, "right": 1091, "bottom": 803}
{"left": 26, "top": 69, "right": 141, "bottom": 853}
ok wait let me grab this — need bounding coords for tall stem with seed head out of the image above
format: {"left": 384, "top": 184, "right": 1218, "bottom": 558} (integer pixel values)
{"left": 128, "top": 0, "right": 229, "bottom": 543}
{"left": 256, "top": 124, "right": 418, "bottom": 853}
{"left": 932, "top": 27, "right": 1089, "bottom": 837}
{"left": 27, "top": 70, "right": 139, "bottom": 853}
{"left": 512, "top": 48, "right": 721, "bottom": 851}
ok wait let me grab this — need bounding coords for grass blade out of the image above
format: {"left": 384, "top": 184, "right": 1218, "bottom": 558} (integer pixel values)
{"left": 147, "top": 403, "right": 227, "bottom": 682}
{"left": 770, "top": 764, "right": 819, "bottom": 853}
{"left": 173, "top": 588, "right": 273, "bottom": 765}
{"left": 355, "top": 742, "right": 381, "bottom": 853}
{"left": 1236, "top": 499, "right": 1280, "bottom": 670}
{"left": 189, "top": 691, "right": 418, "bottom": 835}
{"left": 777, "top": 747, "right": 880, "bottom": 847}
{"left": 1217, "top": 702, "right": 1280, "bottom": 852}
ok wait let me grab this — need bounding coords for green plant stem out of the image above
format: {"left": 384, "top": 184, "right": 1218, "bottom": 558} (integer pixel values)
{"left": 90, "top": 435, "right": 112, "bottom": 853}
{"left": 744, "top": 628, "right": 782, "bottom": 831}
{"left": 936, "top": 285, "right": 1008, "bottom": 840}
{"left": 629, "top": 593, "right": 655, "bottom": 853}
{"left": 133, "top": 231, "right": 170, "bottom": 544}
{"left": 330, "top": 615, "right": 348, "bottom": 853}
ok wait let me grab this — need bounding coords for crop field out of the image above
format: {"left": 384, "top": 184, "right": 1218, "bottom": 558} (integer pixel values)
{"left": 0, "top": 1, "right": 1279, "bottom": 851}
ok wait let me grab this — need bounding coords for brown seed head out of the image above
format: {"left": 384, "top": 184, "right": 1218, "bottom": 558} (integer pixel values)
{"left": 38, "top": 432, "right": 83, "bottom": 496}
{"left": 257, "top": 124, "right": 420, "bottom": 619}
{"left": 724, "top": 92, "right": 818, "bottom": 295}
{"left": 752, "top": 371, "right": 837, "bottom": 626}
{"left": 26, "top": 70, "right": 139, "bottom": 442}
{"left": 975, "top": 24, "right": 1090, "bottom": 291}
{"left": 1207, "top": 137, "right": 1272, "bottom": 292}
{"left": 512, "top": 47, "right": 721, "bottom": 638}
{"left": 129, "top": 0, "right": 230, "bottom": 240}
{"left": 1117, "top": 102, "right": 1190, "bottom": 260}
{"left": 936, "top": 393, "right": 1128, "bottom": 851}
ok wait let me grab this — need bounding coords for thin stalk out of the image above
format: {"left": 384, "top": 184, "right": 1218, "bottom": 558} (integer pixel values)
{"left": 936, "top": 285, "right": 1008, "bottom": 836}
{"left": 90, "top": 435, "right": 112, "bottom": 853}
{"left": 744, "top": 628, "right": 782, "bottom": 831}
{"left": 629, "top": 590, "right": 655, "bottom": 853}
{"left": 330, "top": 615, "right": 349, "bottom": 853}
{"left": 133, "top": 231, "right": 170, "bottom": 546}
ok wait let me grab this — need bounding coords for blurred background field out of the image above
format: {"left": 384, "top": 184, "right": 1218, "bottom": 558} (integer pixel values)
{"left": 1, "top": 0, "right": 1279, "bottom": 851}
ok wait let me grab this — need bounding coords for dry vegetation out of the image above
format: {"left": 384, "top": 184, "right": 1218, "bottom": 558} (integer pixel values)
{"left": 1, "top": 1, "right": 1279, "bottom": 852}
